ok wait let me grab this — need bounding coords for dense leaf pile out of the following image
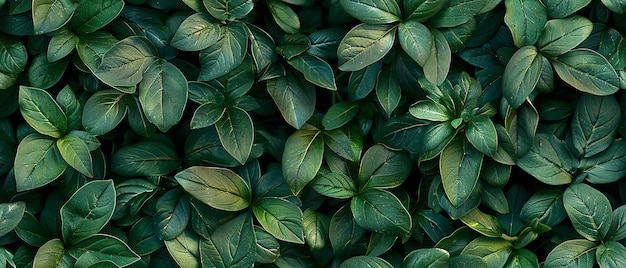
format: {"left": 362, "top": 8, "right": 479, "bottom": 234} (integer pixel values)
{"left": 2, "top": 0, "right": 626, "bottom": 267}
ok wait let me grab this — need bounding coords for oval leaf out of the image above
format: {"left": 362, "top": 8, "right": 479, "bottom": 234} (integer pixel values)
{"left": 215, "top": 106, "right": 254, "bottom": 165}
{"left": 139, "top": 59, "right": 188, "bottom": 132}
{"left": 266, "top": 71, "right": 316, "bottom": 129}
{"left": 174, "top": 166, "right": 251, "bottom": 211}
{"left": 82, "top": 90, "right": 129, "bottom": 136}
{"left": 282, "top": 130, "right": 324, "bottom": 195}
{"left": 440, "top": 138, "right": 484, "bottom": 207}
{"left": 516, "top": 134, "right": 577, "bottom": 185}
{"left": 200, "top": 212, "right": 256, "bottom": 267}
{"left": 351, "top": 189, "right": 412, "bottom": 236}
{"left": 56, "top": 132, "right": 93, "bottom": 178}
{"left": 311, "top": 172, "right": 357, "bottom": 199}
{"left": 110, "top": 140, "right": 180, "bottom": 177}
{"left": 32, "top": 0, "right": 77, "bottom": 34}
{"left": 504, "top": 0, "right": 547, "bottom": 47}
{"left": 67, "top": 234, "right": 140, "bottom": 267}
{"left": 0, "top": 35, "right": 28, "bottom": 73}
{"left": 339, "top": 0, "right": 401, "bottom": 24}
{"left": 537, "top": 15, "right": 593, "bottom": 57}
{"left": 171, "top": 13, "right": 221, "bottom": 51}
{"left": 70, "top": 0, "right": 124, "bottom": 34}
{"left": 358, "top": 144, "right": 411, "bottom": 191}
{"left": 15, "top": 134, "right": 67, "bottom": 192}
{"left": 571, "top": 94, "right": 620, "bottom": 158}
{"left": 398, "top": 21, "right": 433, "bottom": 66}
{"left": 564, "top": 183, "right": 612, "bottom": 241}
{"left": 552, "top": 48, "right": 619, "bottom": 96}
{"left": 465, "top": 116, "right": 498, "bottom": 156}
{"left": 404, "top": 248, "right": 450, "bottom": 268}
{"left": 338, "top": 23, "right": 396, "bottom": 71}
{"left": 60, "top": 180, "right": 115, "bottom": 244}
{"left": 198, "top": 22, "right": 248, "bottom": 81}
{"left": 252, "top": 197, "right": 304, "bottom": 244}
{"left": 19, "top": 86, "right": 67, "bottom": 138}
{"left": 0, "top": 201, "right": 26, "bottom": 237}
{"left": 287, "top": 53, "right": 337, "bottom": 91}
{"left": 544, "top": 239, "right": 597, "bottom": 267}
{"left": 204, "top": 0, "right": 253, "bottom": 21}
{"left": 502, "top": 46, "right": 543, "bottom": 108}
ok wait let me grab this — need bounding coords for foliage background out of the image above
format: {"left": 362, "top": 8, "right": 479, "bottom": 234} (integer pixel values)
{"left": 2, "top": 0, "right": 626, "bottom": 267}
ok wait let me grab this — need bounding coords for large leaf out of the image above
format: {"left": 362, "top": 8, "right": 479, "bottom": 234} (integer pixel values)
{"left": 287, "top": 53, "right": 337, "bottom": 91}
{"left": 404, "top": 0, "right": 449, "bottom": 22}
{"left": 215, "top": 106, "right": 254, "bottom": 165}
{"left": 338, "top": 23, "right": 396, "bottom": 71}
{"left": 56, "top": 131, "right": 93, "bottom": 178}
{"left": 544, "top": 239, "right": 597, "bottom": 267}
{"left": 14, "top": 134, "right": 67, "bottom": 192}
{"left": 203, "top": 0, "right": 253, "bottom": 21}
{"left": 139, "top": 59, "right": 188, "bottom": 132}
{"left": 175, "top": 166, "right": 251, "bottom": 211}
{"left": 358, "top": 144, "right": 411, "bottom": 191}
{"left": 462, "top": 237, "right": 513, "bottom": 267}
{"left": 516, "top": 134, "right": 577, "bottom": 185}
{"left": 0, "top": 35, "right": 27, "bottom": 73}
{"left": 60, "top": 180, "right": 115, "bottom": 244}
{"left": 580, "top": 140, "right": 626, "bottom": 184}
{"left": 253, "top": 197, "right": 304, "bottom": 244}
{"left": 564, "top": 183, "right": 612, "bottom": 241}
{"left": 398, "top": 21, "right": 433, "bottom": 66}
{"left": 503, "top": 0, "right": 547, "bottom": 47}
{"left": 70, "top": 0, "right": 124, "bottom": 34}
{"left": 351, "top": 189, "right": 412, "bottom": 236}
{"left": 164, "top": 229, "right": 201, "bottom": 268}
{"left": 502, "top": 46, "right": 543, "bottom": 108}
{"left": 171, "top": 13, "right": 221, "bottom": 51}
{"left": 67, "top": 234, "right": 140, "bottom": 267}
{"left": 33, "top": 238, "right": 72, "bottom": 268}
{"left": 266, "top": 71, "right": 316, "bottom": 129}
{"left": 537, "top": 15, "right": 593, "bottom": 57}
{"left": 18, "top": 86, "right": 67, "bottom": 138}
{"left": 409, "top": 100, "right": 452, "bottom": 122}
{"left": 94, "top": 36, "right": 156, "bottom": 88}
{"left": 440, "top": 138, "right": 484, "bottom": 207}
{"left": 459, "top": 208, "right": 504, "bottom": 237}
{"left": 552, "top": 48, "right": 619, "bottom": 96}
{"left": 340, "top": 256, "right": 394, "bottom": 268}
{"left": 32, "top": 0, "right": 77, "bottom": 34}
{"left": 571, "top": 94, "right": 620, "bottom": 158}
{"left": 423, "top": 30, "right": 451, "bottom": 85}
{"left": 198, "top": 22, "right": 248, "bottom": 81}
{"left": 81, "top": 90, "right": 129, "bottom": 136}
{"left": 520, "top": 188, "right": 566, "bottom": 227}
{"left": 403, "top": 248, "right": 450, "bottom": 268}
{"left": 282, "top": 130, "right": 324, "bottom": 195}
{"left": 0, "top": 201, "right": 26, "bottom": 237}
{"left": 200, "top": 212, "right": 256, "bottom": 268}
{"left": 154, "top": 190, "right": 190, "bottom": 240}
{"left": 110, "top": 140, "right": 180, "bottom": 177}
{"left": 339, "top": 0, "right": 401, "bottom": 24}
{"left": 596, "top": 241, "right": 626, "bottom": 268}
{"left": 543, "top": 0, "right": 591, "bottom": 18}
{"left": 465, "top": 116, "right": 498, "bottom": 156}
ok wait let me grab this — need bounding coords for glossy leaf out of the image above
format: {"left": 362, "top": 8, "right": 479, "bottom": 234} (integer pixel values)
{"left": 311, "top": 172, "right": 357, "bottom": 199}
{"left": 580, "top": 140, "right": 626, "bottom": 184}
{"left": 358, "top": 144, "right": 411, "bottom": 191}
{"left": 340, "top": 255, "right": 394, "bottom": 268}
{"left": 502, "top": 46, "right": 543, "bottom": 108}
{"left": 60, "top": 180, "right": 114, "bottom": 244}
{"left": 440, "top": 138, "right": 483, "bottom": 207}
{"left": 403, "top": 248, "right": 450, "bottom": 268}
{"left": 175, "top": 166, "right": 251, "bottom": 211}
{"left": 56, "top": 132, "right": 93, "bottom": 178}
{"left": 18, "top": 86, "right": 67, "bottom": 138}
{"left": 338, "top": 23, "right": 396, "bottom": 71}
{"left": 398, "top": 21, "right": 432, "bottom": 66}
{"left": 460, "top": 208, "right": 504, "bottom": 237}
{"left": 376, "top": 66, "right": 401, "bottom": 117}
{"left": 198, "top": 22, "right": 248, "bottom": 81}
{"left": 537, "top": 15, "right": 593, "bottom": 57}
{"left": 544, "top": 239, "right": 597, "bottom": 267}
{"left": 154, "top": 190, "right": 190, "bottom": 241}
{"left": 571, "top": 94, "right": 620, "bottom": 158}
{"left": 351, "top": 189, "right": 412, "bottom": 236}
{"left": 200, "top": 212, "right": 255, "bottom": 268}
{"left": 81, "top": 90, "right": 129, "bottom": 136}
{"left": 46, "top": 28, "right": 77, "bottom": 62}
{"left": 94, "top": 36, "right": 156, "bottom": 87}
{"left": 253, "top": 197, "right": 304, "bottom": 244}
{"left": 564, "top": 183, "right": 612, "bottom": 241}
{"left": 552, "top": 48, "right": 619, "bottom": 96}
{"left": 520, "top": 188, "right": 566, "bottom": 227}
{"left": 504, "top": 0, "right": 547, "bottom": 47}
{"left": 110, "top": 140, "right": 180, "bottom": 177}
{"left": 32, "top": 0, "right": 77, "bottom": 34}
{"left": 164, "top": 230, "right": 201, "bottom": 268}
{"left": 423, "top": 30, "right": 451, "bottom": 85}
{"left": 171, "top": 13, "right": 221, "bottom": 51}
{"left": 462, "top": 237, "right": 513, "bottom": 267}
{"left": 67, "top": 234, "right": 140, "bottom": 267}
{"left": 322, "top": 101, "right": 360, "bottom": 130}
{"left": 288, "top": 53, "right": 337, "bottom": 90}
{"left": 404, "top": 0, "right": 449, "bottom": 22}
{"left": 267, "top": 0, "right": 300, "bottom": 34}
{"left": 14, "top": 134, "right": 67, "bottom": 192}
{"left": 0, "top": 201, "right": 26, "bottom": 237}
{"left": 282, "top": 130, "right": 324, "bottom": 195}
{"left": 596, "top": 241, "right": 626, "bottom": 268}
{"left": 70, "top": 0, "right": 124, "bottom": 34}
{"left": 543, "top": 0, "right": 591, "bottom": 18}
{"left": 0, "top": 35, "right": 27, "bottom": 73}
{"left": 203, "top": 0, "right": 253, "bottom": 21}
{"left": 409, "top": 100, "right": 452, "bottom": 122}
{"left": 339, "top": 0, "right": 401, "bottom": 24}
{"left": 33, "top": 238, "right": 71, "bottom": 268}
{"left": 139, "top": 59, "right": 188, "bottom": 132}
{"left": 215, "top": 106, "right": 253, "bottom": 165}
{"left": 465, "top": 116, "right": 498, "bottom": 156}
{"left": 266, "top": 71, "right": 315, "bottom": 129}
{"left": 516, "top": 134, "right": 577, "bottom": 185}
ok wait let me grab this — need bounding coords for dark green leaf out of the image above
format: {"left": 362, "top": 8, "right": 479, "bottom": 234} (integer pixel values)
{"left": 246, "top": 24, "right": 276, "bottom": 72}
{"left": 552, "top": 48, "right": 619, "bottom": 96}
{"left": 339, "top": 0, "right": 401, "bottom": 24}
{"left": 440, "top": 138, "right": 483, "bottom": 207}
{"left": 403, "top": 247, "right": 450, "bottom": 268}
{"left": 376, "top": 66, "right": 401, "bottom": 117}
{"left": 32, "top": 0, "right": 77, "bottom": 34}
{"left": 580, "top": 140, "right": 626, "bottom": 184}
{"left": 0, "top": 34, "right": 27, "bottom": 73}
{"left": 571, "top": 94, "right": 620, "bottom": 158}
{"left": 14, "top": 134, "right": 67, "bottom": 192}
{"left": 139, "top": 59, "right": 188, "bottom": 132}
{"left": 543, "top": 0, "right": 591, "bottom": 18}
{"left": 255, "top": 227, "right": 280, "bottom": 263}
{"left": 423, "top": 30, "right": 451, "bottom": 85}
{"left": 462, "top": 237, "right": 512, "bottom": 267}
{"left": 459, "top": 208, "right": 504, "bottom": 237}
{"left": 404, "top": 0, "right": 448, "bottom": 22}
{"left": 70, "top": 0, "right": 123, "bottom": 34}
{"left": 420, "top": 121, "right": 457, "bottom": 160}
{"left": 175, "top": 166, "right": 251, "bottom": 211}
{"left": 351, "top": 188, "right": 412, "bottom": 236}
{"left": 267, "top": 0, "right": 300, "bottom": 34}
{"left": 311, "top": 172, "right": 357, "bottom": 199}
{"left": 253, "top": 197, "right": 304, "bottom": 244}
{"left": 215, "top": 106, "right": 254, "bottom": 165}
{"left": 0, "top": 201, "right": 25, "bottom": 237}
{"left": 322, "top": 101, "right": 360, "bottom": 130}
{"left": 520, "top": 188, "right": 566, "bottom": 227}
{"left": 18, "top": 86, "right": 67, "bottom": 138}
{"left": 56, "top": 132, "right": 93, "bottom": 178}
{"left": 211, "top": 56, "right": 255, "bottom": 100}
{"left": 68, "top": 234, "right": 140, "bottom": 267}
{"left": 504, "top": 102, "right": 539, "bottom": 158}
{"left": 502, "top": 46, "right": 543, "bottom": 108}
{"left": 538, "top": 15, "right": 593, "bottom": 57}
{"left": 602, "top": 0, "right": 626, "bottom": 13}
{"left": 358, "top": 144, "right": 411, "bottom": 191}
{"left": 15, "top": 212, "right": 53, "bottom": 247}
{"left": 288, "top": 53, "right": 337, "bottom": 90}
{"left": 267, "top": 70, "right": 315, "bottom": 129}
{"left": 110, "top": 140, "right": 180, "bottom": 177}
{"left": 308, "top": 28, "right": 346, "bottom": 59}
{"left": 340, "top": 255, "right": 394, "bottom": 268}
{"left": 596, "top": 241, "right": 626, "bottom": 268}
{"left": 128, "top": 217, "right": 162, "bottom": 255}
{"left": 398, "top": 21, "right": 432, "bottom": 66}
{"left": 416, "top": 209, "right": 455, "bottom": 242}
{"left": 60, "top": 180, "right": 114, "bottom": 244}
{"left": 200, "top": 212, "right": 255, "bottom": 268}
{"left": 329, "top": 205, "right": 366, "bottom": 258}
{"left": 95, "top": 36, "right": 156, "bottom": 87}
{"left": 516, "top": 134, "right": 577, "bottom": 185}
{"left": 81, "top": 90, "right": 129, "bottom": 136}
{"left": 28, "top": 54, "right": 69, "bottom": 89}
{"left": 466, "top": 116, "right": 498, "bottom": 156}
{"left": 154, "top": 190, "right": 190, "bottom": 240}
{"left": 503, "top": 0, "right": 547, "bottom": 47}
{"left": 564, "top": 183, "right": 612, "bottom": 241}
{"left": 190, "top": 103, "right": 224, "bottom": 130}
{"left": 198, "top": 22, "right": 248, "bottom": 81}
{"left": 303, "top": 209, "right": 330, "bottom": 250}
{"left": 430, "top": 0, "right": 485, "bottom": 28}
{"left": 171, "top": 13, "right": 221, "bottom": 51}
{"left": 544, "top": 239, "right": 597, "bottom": 267}
{"left": 282, "top": 130, "right": 324, "bottom": 195}
{"left": 46, "top": 28, "right": 77, "bottom": 62}
{"left": 204, "top": 0, "right": 253, "bottom": 21}
{"left": 338, "top": 23, "right": 396, "bottom": 71}
{"left": 348, "top": 61, "right": 381, "bottom": 100}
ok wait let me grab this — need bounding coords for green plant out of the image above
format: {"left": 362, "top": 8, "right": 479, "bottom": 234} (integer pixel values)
{"left": 3, "top": 0, "right": 626, "bottom": 267}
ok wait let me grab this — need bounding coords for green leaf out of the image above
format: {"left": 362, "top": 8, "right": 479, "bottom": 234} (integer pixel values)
{"left": 430, "top": 0, "right": 485, "bottom": 28}
{"left": 32, "top": 0, "right": 77, "bottom": 34}
{"left": 466, "top": 116, "right": 498, "bottom": 156}
{"left": 70, "top": 0, "right": 123, "bottom": 34}
{"left": 203, "top": 0, "right": 253, "bottom": 21}
{"left": 267, "top": 70, "right": 315, "bottom": 129}
{"left": 154, "top": 190, "right": 190, "bottom": 240}
{"left": 139, "top": 59, "right": 188, "bottom": 132}
{"left": 276, "top": 33, "right": 310, "bottom": 60}
{"left": 60, "top": 180, "right": 115, "bottom": 244}
{"left": 46, "top": 28, "right": 77, "bottom": 62}
{"left": 404, "top": 0, "right": 449, "bottom": 22}
{"left": 602, "top": 0, "right": 626, "bottom": 13}
{"left": 351, "top": 188, "right": 412, "bottom": 236}
{"left": 303, "top": 209, "right": 330, "bottom": 250}
{"left": 190, "top": 103, "right": 224, "bottom": 130}
{"left": 81, "top": 90, "right": 129, "bottom": 136}
{"left": 502, "top": 46, "right": 543, "bottom": 108}
{"left": 440, "top": 138, "right": 484, "bottom": 207}
{"left": 607, "top": 205, "right": 626, "bottom": 241}
{"left": 171, "top": 13, "right": 220, "bottom": 51}
{"left": 358, "top": 144, "right": 411, "bottom": 191}
{"left": 543, "top": 0, "right": 591, "bottom": 18}
{"left": 376, "top": 66, "right": 401, "bottom": 117}
{"left": 537, "top": 15, "right": 593, "bottom": 57}
{"left": 56, "top": 132, "right": 93, "bottom": 178}
{"left": 564, "top": 183, "right": 612, "bottom": 241}
{"left": 14, "top": 134, "right": 67, "bottom": 192}
{"left": 33, "top": 238, "right": 72, "bottom": 268}
{"left": 420, "top": 121, "right": 457, "bottom": 160}
{"left": 215, "top": 106, "right": 254, "bottom": 165}
{"left": 516, "top": 134, "right": 576, "bottom": 185}
{"left": 596, "top": 241, "right": 626, "bottom": 268}
{"left": 267, "top": 0, "right": 300, "bottom": 34}
{"left": 254, "top": 227, "right": 280, "bottom": 263}
{"left": 571, "top": 94, "right": 620, "bottom": 158}
{"left": 423, "top": 30, "right": 451, "bottom": 85}
{"left": 198, "top": 22, "right": 248, "bottom": 81}
{"left": 459, "top": 208, "right": 504, "bottom": 237}
{"left": 339, "top": 0, "right": 401, "bottom": 24}
{"left": 247, "top": 24, "right": 275, "bottom": 72}
{"left": 68, "top": 234, "right": 140, "bottom": 267}
{"left": 15, "top": 212, "right": 53, "bottom": 247}
{"left": 164, "top": 229, "right": 201, "bottom": 268}
{"left": 463, "top": 237, "right": 512, "bottom": 267}
{"left": 175, "top": 166, "right": 251, "bottom": 211}
{"left": 403, "top": 248, "right": 450, "bottom": 268}
{"left": 503, "top": 0, "right": 547, "bottom": 48}
{"left": 76, "top": 31, "right": 118, "bottom": 72}
{"left": 0, "top": 35, "right": 27, "bottom": 73}
{"left": 288, "top": 53, "right": 337, "bottom": 90}
{"left": 311, "top": 172, "right": 357, "bottom": 199}
{"left": 504, "top": 249, "right": 539, "bottom": 268}
{"left": 580, "top": 140, "right": 626, "bottom": 184}
{"left": 56, "top": 86, "right": 81, "bottom": 132}
{"left": 398, "top": 21, "right": 433, "bottom": 66}
{"left": 340, "top": 255, "right": 394, "bottom": 268}
{"left": 322, "top": 101, "right": 360, "bottom": 130}
{"left": 349, "top": 61, "right": 381, "bottom": 100}
{"left": 19, "top": 86, "right": 67, "bottom": 138}
{"left": 504, "top": 102, "right": 539, "bottom": 158}
{"left": 95, "top": 36, "right": 156, "bottom": 87}
{"left": 338, "top": 23, "right": 396, "bottom": 71}
{"left": 28, "top": 54, "right": 69, "bottom": 89}
{"left": 110, "top": 140, "right": 180, "bottom": 177}
{"left": 520, "top": 188, "right": 566, "bottom": 227}
{"left": 329, "top": 205, "right": 366, "bottom": 258}
{"left": 0, "top": 201, "right": 25, "bottom": 237}
{"left": 544, "top": 239, "right": 597, "bottom": 267}
{"left": 409, "top": 100, "right": 452, "bottom": 122}
{"left": 128, "top": 217, "right": 162, "bottom": 255}
{"left": 282, "top": 130, "right": 324, "bottom": 195}
{"left": 200, "top": 212, "right": 255, "bottom": 268}
{"left": 552, "top": 48, "right": 619, "bottom": 96}
{"left": 253, "top": 197, "right": 304, "bottom": 244}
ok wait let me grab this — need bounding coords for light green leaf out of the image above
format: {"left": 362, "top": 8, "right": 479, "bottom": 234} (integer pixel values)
{"left": 338, "top": 23, "right": 396, "bottom": 71}
{"left": 504, "top": 249, "right": 539, "bottom": 268}
{"left": 358, "top": 144, "right": 411, "bottom": 191}
{"left": 597, "top": 241, "right": 626, "bottom": 268}
{"left": 311, "top": 172, "right": 357, "bottom": 199}
{"left": 404, "top": 0, "right": 449, "bottom": 22}
{"left": 398, "top": 21, "right": 433, "bottom": 66}
{"left": 430, "top": 0, "right": 485, "bottom": 28}
{"left": 564, "top": 183, "right": 612, "bottom": 241}
{"left": 175, "top": 166, "right": 251, "bottom": 211}
{"left": 340, "top": 255, "right": 394, "bottom": 268}
{"left": 516, "top": 134, "right": 577, "bottom": 185}
{"left": 409, "top": 100, "right": 452, "bottom": 122}
{"left": 46, "top": 28, "right": 77, "bottom": 62}
{"left": 440, "top": 138, "right": 483, "bottom": 207}
{"left": 82, "top": 90, "right": 129, "bottom": 136}
{"left": 460, "top": 208, "right": 504, "bottom": 237}
{"left": 253, "top": 197, "right": 304, "bottom": 244}
{"left": 0, "top": 201, "right": 26, "bottom": 237}
{"left": 544, "top": 239, "right": 597, "bottom": 267}
{"left": 164, "top": 230, "right": 201, "bottom": 268}
{"left": 282, "top": 130, "right": 324, "bottom": 195}
{"left": 61, "top": 180, "right": 115, "bottom": 244}
{"left": 18, "top": 86, "right": 67, "bottom": 138}
{"left": 139, "top": 59, "right": 188, "bottom": 132}
{"left": 200, "top": 212, "right": 256, "bottom": 268}
{"left": 552, "top": 48, "right": 619, "bottom": 96}
{"left": 56, "top": 132, "right": 93, "bottom": 178}
{"left": 95, "top": 36, "right": 156, "bottom": 87}
{"left": 67, "top": 234, "right": 140, "bottom": 267}
{"left": 423, "top": 30, "right": 451, "bottom": 85}
{"left": 154, "top": 190, "right": 190, "bottom": 240}
{"left": 56, "top": 86, "right": 82, "bottom": 132}
{"left": 287, "top": 53, "right": 337, "bottom": 90}
{"left": 32, "top": 0, "right": 77, "bottom": 34}
{"left": 267, "top": 0, "right": 300, "bottom": 34}
{"left": 215, "top": 106, "right": 254, "bottom": 165}
{"left": 403, "top": 248, "right": 450, "bottom": 268}
{"left": 110, "top": 140, "right": 180, "bottom": 177}
{"left": 303, "top": 209, "right": 330, "bottom": 250}
{"left": 203, "top": 0, "right": 253, "bottom": 21}
{"left": 339, "top": 0, "right": 401, "bottom": 24}
{"left": 537, "top": 15, "right": 593, "bottom": 57}
{"left": 70, "top": 0, "right": 123, "bottom": 34}
{"left": 171, "top": 13, "right": 221, "bottom": 51}
{"left": 571, "top": 94, "right": 620, "bottom": 158}
{"left": 0, "top": 34, "right": 27, "bottom": 73}
{"left": 466, "top": 116, "right": 498, "bottom": 156}
{"left": 198, "top": 22, "right": 248, "bottom": 81}
{"left": 502, "top": 46, "right": 543, "bottom": 108}
{"left": 543, "top": 0, "right": 591, "bottom": 18}
{"left": 351, "top": 189, "right": 412, "bottom": 236}
{"left": 14, "top": 134, "right": 67, "bottom": 192}
{"left": 462, "top": 237, "right": 512, "bottom": 267}
{"left": 503, "top": 0, "right": 547, "bottom": 48}
{"left": 33, "top": 239, "right": 71, "bottom": 268}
